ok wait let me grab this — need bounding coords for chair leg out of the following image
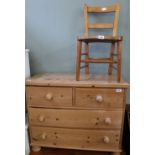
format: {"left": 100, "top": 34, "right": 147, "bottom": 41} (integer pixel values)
{"left": 117, "top": 41, "right": 122, "bottom": 82}
{"left": 108, "top": 43, "right": 115, "bottom": 75}
{"left": 84, "top": 43, "right": 89, "bottom": 78}
{"left": 76, "top": 40, "right": 82, "bottom": 81}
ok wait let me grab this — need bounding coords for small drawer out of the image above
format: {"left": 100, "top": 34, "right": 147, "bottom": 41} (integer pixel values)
{"left": 29, "top": 108, "right": 123, "bottom": 129}
{"left": 75, "top": 88, "right": 124, "bottom": 109}
{"left": 30, "top": 126, "right": 121, "bottom": 151}
{"left": 26, "top": 86, "right": 72, "bottom": 107}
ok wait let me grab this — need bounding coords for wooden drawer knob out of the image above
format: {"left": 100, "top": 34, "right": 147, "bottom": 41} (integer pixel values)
{"left": 103, "top": 136, "right": 110, "bottom": 144}
{"left": 96, "top": 95, "right": 103, "bottom": 102}
{"left": 41, "top": 133, "right": 47, "bottom": 140}
{"left": 104, "top": 117, "right": 112, "bottom": 125}
{"left": 39, "top": 115, "right": 45, "bottom": 122}
{"left": 45, "top": 93, "right": 53, "bottom": 100}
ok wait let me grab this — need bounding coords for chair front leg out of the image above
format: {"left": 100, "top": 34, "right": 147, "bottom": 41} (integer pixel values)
{"left": 76, "top": 40, "right": 82, "bottom": 81}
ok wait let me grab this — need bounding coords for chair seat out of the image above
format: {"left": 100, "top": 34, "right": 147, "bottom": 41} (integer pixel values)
{"left": 78, "top": 35, "right": 123, "bottom": 43}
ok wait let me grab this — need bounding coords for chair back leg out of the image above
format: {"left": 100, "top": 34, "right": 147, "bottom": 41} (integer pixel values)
{"left": 117, "top": 41, "right": 122, "bottom": 82}
{"left": 84, "top": 43, "right": 90, "bottom": 78}
{"left": 108, "top": 43, "right": 115, "bottom": 75}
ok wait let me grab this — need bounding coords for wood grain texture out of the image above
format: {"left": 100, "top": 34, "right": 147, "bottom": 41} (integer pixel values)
{"left": 75, "top": 88, "right": 124, "bottom": 109}
{"left": 113, "top": 3, "right": 120, "bottom": 36}
{"left": 29, "top": 108, "right": 123, "bottom": 129}
{"left": 30, "top": 126, "right": 121, "bottom": 152}
{"left": 76, "top": 40, "right": 82, "bottom": 81}
{"left": 76, "top": 3, "right": 121, "bottom": 81}
{"left": 83, "top": 3, "right": 120, "bottom": 40}
{"left": 81, "top": 58, "right": 117, "bottom": 64}
{"left": 26, "top": 73, "right": 129, "bottom": 155}
{"left": 108, "top": 43, "right": 115, "bottom": 75}
{"left": 78, "top": 36, "right": 123, "bottom": 43}
{"left": 116, "top": 41, "right": 122, "bottom": 82}
{"left": 84, "top": 43, "right": 89, "bottom": 76}
{"left": 25, "top": 73, "right": 129, "bottom": 88}
{"left": 88, "top": 5, "right": 116, "bottom": 13}
{"left": 84, "top": 4, "right": 88, "bottom": 37}
{"left": 26, "top": 86, "right": 72, "bottom": 107}
{"left": 88, "top": 24, "right": 113, "bottom": 29}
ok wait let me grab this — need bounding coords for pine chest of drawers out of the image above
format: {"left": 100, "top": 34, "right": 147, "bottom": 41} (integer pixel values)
{"left": 26, "top": 73, "right": 129, "bottom": 155}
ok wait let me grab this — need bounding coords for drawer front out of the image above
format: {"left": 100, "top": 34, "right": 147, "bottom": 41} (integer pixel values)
{"left": 26, "top": 86, "right": 72, "bottom": 107}
{"left": 29, "top": 108, "right": 123, "bottom": 129}
{"left": 75, "top": 88, "right": 124, "bottom": 108}
{"left": 30, "top": 126, "right": 121, "bottom": 151}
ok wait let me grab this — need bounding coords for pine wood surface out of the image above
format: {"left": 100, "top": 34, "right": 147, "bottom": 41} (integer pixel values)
{"left": 25, "top": 73, "right": 129, "bottom": 88}
{"left": 75, "top": 88, "right": 124, "bottom": 109}
{"left": 26, "top": 86, "right": 72, "bottom": 107}
{"left": 77, "top": 36, "right": 123, "bottom": 42}
{"left": 30, "top": 127, "right": 121, "bottom": 151}
{"left": 87, "top": 5, "right": 117, "bottom": 13}
{"left": 26, "top": 73, "right": 129, "bottom": 154}
{"left": 88, "top": 23, "right": 113, "bottom": 29}
{"left": 29, "top": 148, "right": 126, "bottom": 155}
{"left": 84, "top": 4, "right": 120, "bottom": 36}
{"left": 76, "top": 3, "right": 122, "bottom": 81}
{"left": 29, "top": 108, "right": 123, "bottom": 129}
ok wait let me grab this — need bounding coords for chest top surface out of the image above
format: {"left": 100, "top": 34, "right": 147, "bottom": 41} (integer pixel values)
{"left": 26, "top": 73, "right": 129, "bottom": 88}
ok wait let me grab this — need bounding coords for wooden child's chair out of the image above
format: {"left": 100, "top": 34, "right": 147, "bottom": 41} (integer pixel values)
{"left": 76, "top": 3, "right": 123, "bottom": 82}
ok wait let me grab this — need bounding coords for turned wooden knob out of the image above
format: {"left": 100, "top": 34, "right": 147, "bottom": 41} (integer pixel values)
{"left": 45, "top": 93, "right": 53, "bottom": 100}
{"left": 39, "top": 115, "right": 45, "bottom": 122}
{"left": 41, "top": 133, "right": 47, "bottom": 140}
{"left": 104, "top": 117, "right": 112, "bottom": 125}
{"left": 96, "top": 95, "right": 103, "bottom": 103}
{"left": 103, "top": 136, "right": 110, "bottom": 144}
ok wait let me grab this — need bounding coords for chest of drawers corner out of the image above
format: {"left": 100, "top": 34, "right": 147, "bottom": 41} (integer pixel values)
{"left": 26, "top": 74, "right": 129, "bottom": 155}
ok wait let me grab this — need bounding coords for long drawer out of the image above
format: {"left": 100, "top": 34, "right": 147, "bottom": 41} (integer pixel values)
{"left": 75, "top": 88, "right": 124, "bottom": 108}
{"left": 29, "top": 108, "right": 123, "bottom": 129}
{"left": 26, "top": 86, "right": 72, "bottom": 107}
{"left": 30, "top": 126, "right": 121, "bottom": 151}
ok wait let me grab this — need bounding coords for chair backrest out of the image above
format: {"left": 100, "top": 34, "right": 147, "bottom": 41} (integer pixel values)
{"left": 84, "top": 3, "right": 120, "bottom": 37}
